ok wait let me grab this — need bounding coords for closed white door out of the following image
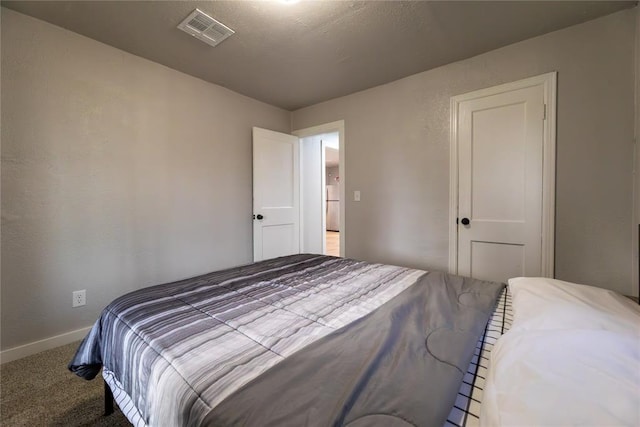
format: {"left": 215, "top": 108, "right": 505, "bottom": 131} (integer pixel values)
{"left": 253, "top": 127, "right": 300, "bottom": 262}
{"left": 454, "top": 77, "right": 552, "bottom": 283}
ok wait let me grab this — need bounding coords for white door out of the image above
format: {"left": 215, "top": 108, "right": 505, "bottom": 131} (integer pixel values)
{"left": 452, "top": 74, "right": 556, "bottom": 283}
{"left": 253, "top": 127, "right": 300, "bottom": 262}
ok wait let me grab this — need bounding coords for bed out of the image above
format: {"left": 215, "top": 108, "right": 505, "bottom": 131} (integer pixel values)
{"left": 69, "top": 254, "right": 506, "bottom": 426}
{"left": 69, "top": 254, "right": 639, "bottom": 426}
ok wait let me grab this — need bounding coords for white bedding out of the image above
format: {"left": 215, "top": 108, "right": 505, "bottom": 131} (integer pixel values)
{"left": 481, "top": 277, "right": 640, "bottom": 427}
{"left": 508, "top": 276, "right": 640, "bottom": 334}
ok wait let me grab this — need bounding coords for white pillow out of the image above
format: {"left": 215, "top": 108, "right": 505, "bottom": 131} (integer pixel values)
{"left": 481, "top": 329, "right": 640, "bottom": 427}
{"left": 508, "top": 277, "right": 640, "bottom": 335}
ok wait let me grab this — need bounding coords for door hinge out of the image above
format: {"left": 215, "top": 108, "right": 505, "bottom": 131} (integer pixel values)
{"left": 543, "top": 104, "right": 547, "bottom": 121}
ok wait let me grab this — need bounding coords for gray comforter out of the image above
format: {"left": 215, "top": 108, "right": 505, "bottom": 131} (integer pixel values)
{"left": 69, "top": 254, "right": 503, "bottom": 426}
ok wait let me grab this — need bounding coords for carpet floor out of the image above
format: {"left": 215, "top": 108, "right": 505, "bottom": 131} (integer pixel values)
{"left": 1, "top": 341, "right": 129, "bottom": 426}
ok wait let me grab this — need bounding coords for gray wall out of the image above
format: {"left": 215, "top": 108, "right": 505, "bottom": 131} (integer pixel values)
{"left": 1, "top": 8, "right": 290, "bottom": 350}
{"left": 292, "top": 8, "right": 637, "bottom": 296}
{"left": 2, "top": 6, "right": 638, "bottom": 353}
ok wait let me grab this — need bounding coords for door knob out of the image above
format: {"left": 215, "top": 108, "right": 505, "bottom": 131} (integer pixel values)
{"left": 256, "top": 214, "right": 264, "bottom": 220}
{"left": 460, "top": 217, "right": 470, "bottom": 225}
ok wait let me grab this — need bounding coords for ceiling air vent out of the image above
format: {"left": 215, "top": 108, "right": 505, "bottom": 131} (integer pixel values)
{"left": 177, "top": 9, "right": 235, "bottom": 48}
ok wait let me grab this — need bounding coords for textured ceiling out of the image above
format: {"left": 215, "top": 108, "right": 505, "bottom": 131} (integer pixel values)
{"left": 2, "top": 1, "right": 636, "bottom": 110}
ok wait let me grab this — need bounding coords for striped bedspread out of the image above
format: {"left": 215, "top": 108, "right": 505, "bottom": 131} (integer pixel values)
{"left": 69, "top": 254, "right": 428, "bottom": 425}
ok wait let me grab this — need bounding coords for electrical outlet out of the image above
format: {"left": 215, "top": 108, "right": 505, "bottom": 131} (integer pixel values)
{"left": 72, "top": 290, "right": 86, "bottom": 308}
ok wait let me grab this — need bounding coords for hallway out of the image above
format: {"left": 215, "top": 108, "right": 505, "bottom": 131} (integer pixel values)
{"left": 326, "top": 231, "right": 340, "bottom": 257}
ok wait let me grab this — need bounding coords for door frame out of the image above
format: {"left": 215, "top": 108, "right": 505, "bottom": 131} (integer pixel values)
{"left": 293, "top": 120, "right": 345, "bottom": 257}
{"left": 448, "top": 72, "right": 557, "bottom": 277}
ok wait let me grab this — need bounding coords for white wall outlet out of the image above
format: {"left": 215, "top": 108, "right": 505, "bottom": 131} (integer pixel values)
{"left": 354, "top": 190, "right": 361, "bottom": 202}
{"left": 72, "top": 290, "right": 86, "bottom": 308}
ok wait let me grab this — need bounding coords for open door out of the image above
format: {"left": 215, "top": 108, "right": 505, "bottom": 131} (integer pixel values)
{"left": 253, "top": 127, "right": 300, "bottom": 262}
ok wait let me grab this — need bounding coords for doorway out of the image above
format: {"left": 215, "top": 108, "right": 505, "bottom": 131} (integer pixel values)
{"left": 449, "top": 73, "right": 556, "bottom": 282}
{"left": 324, "top": 137, "right": 340, "bottom": 256}
{"left": 295, "top": 121, "right": 345, "bottom": 257}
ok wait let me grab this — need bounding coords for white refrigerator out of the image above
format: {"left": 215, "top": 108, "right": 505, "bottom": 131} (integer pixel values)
{"left": 326, "top": 185, "right": 340, "bottom": 232}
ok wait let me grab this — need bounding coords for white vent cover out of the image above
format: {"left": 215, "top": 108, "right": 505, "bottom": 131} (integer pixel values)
{"left": 177, "top": 9, "right": 235, "bottom": 47}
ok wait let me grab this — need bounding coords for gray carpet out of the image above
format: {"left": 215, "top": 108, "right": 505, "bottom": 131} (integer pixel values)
{"left": 0, "top": 341, "right": 129, "bottom": 426}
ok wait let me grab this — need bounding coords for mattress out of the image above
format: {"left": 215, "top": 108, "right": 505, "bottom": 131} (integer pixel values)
{"left": 445, "top": 286, "right": 512, "bottom": 427}
{"left": 69, "top": 254, "right": 505, "bottom": 426}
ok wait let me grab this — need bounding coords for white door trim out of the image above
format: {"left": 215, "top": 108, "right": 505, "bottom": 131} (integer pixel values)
{"left": 320, "top": 139, "right": 328, "bottom": 255}
{"left": 293, "top": 120, "right": 346, "bottom": 257}
{"left": 448, "top": 72, "right": 557, "bottom": 277}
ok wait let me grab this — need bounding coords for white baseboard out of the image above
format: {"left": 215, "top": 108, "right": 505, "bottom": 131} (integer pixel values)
{"left": 0, "top": 326, "right": 92, "bottom": 364}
